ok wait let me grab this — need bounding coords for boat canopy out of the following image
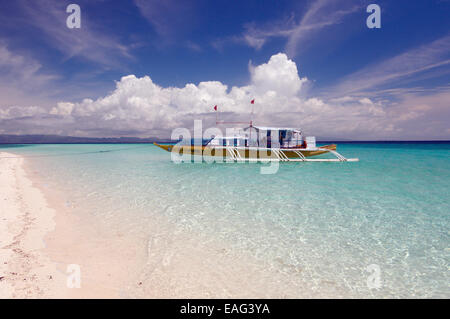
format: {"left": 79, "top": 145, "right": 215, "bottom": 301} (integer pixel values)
{"left": 244, "top": 126, "right": 302, "bottom": 134}
{"left": 205, "top": 127, "right": 304, "bottom": 148}
{"left": 243, "top": 126, "right": 304, "bottom": 148}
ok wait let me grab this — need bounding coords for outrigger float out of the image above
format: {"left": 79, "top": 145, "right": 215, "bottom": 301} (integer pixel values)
{"left": 154, "top": 125, "right": 359, "bottom": 162}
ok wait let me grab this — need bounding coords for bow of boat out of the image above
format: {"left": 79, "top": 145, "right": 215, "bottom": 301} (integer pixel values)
{"left": 153, "top": 142, "right": 173, "bottom": 152}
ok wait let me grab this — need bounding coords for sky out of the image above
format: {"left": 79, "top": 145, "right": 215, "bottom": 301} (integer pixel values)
{"left": 0, "top": 0, "right": 449, "bottom": 140}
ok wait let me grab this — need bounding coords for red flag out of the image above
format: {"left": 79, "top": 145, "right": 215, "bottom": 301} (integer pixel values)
{"left": 213, "top": 105, "right": 217, "bottom": 111}
{"left": 251, "top": 99, "right": 255, "bottom": 104}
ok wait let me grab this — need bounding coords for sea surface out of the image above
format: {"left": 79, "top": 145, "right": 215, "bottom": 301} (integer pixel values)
{"left": 1, "top": 142, "right": 449, "bottom": 298}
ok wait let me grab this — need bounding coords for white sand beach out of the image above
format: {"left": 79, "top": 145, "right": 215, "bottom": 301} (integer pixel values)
{"left": 0, "top": 152, "right": 62, "bottom": 297}
{"left": 0, "top": 152, "right": 143, "bottom": 298}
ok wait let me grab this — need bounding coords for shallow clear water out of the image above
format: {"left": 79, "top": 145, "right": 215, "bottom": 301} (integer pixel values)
{"left": 1, "top": 143, "right": 449, "bottom": 297}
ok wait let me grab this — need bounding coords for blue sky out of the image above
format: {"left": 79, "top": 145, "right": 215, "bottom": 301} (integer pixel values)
{"left": 0, "top": 0, "right": 449, "bottom": 139}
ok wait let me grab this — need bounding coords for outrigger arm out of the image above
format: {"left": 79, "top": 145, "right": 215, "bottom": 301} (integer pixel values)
{"left": 218, "top": 146, "right": 358, "bottom": 162}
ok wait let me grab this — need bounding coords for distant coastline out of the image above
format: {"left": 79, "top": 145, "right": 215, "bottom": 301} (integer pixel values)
{"left": 0, "top": 134, "right": 449, "bottom": 145}
{"left": 0, "top": 134, "right": 171, "bottom": 144}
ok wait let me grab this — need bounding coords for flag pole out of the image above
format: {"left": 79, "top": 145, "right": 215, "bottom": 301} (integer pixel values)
{"left": 250, "top": 99, "right": 255, "bottom": 126}
{"left": 249, "top": 99, "right": 255, "bottom": 145}
{"left": 214, "top": 105, "right": 218, "bottom": 125}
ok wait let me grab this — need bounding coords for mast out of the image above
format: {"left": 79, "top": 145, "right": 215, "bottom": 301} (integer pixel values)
{"left": 213, "top": 99, "right": 255, "bottom": 146}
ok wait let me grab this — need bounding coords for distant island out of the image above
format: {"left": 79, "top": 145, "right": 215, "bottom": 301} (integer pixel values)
{"left": 0, "top": 134, "right": 448, "bottom": 144}
{"left": 0, "top": 134, "right": 171, "bottom": 144}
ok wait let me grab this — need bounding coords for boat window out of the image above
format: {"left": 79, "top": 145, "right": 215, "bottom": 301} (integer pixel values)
{"left": 177, "top": 138, "right": 213, "bottom": 146}
{"left": 286, "top": 131, "right": 292, "bottom": 140}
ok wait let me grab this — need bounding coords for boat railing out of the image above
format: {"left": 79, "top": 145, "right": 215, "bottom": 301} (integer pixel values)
{"left": 317, "top": 148, "right": 347, "bottom": 161}
{"left": 226, "top": 148, "right": 237, "bottom": 161}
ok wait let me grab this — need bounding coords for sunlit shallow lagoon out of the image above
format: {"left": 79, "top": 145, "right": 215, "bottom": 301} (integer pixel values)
{"left": 2, "top": 142, "right": 449, "bottom": 298}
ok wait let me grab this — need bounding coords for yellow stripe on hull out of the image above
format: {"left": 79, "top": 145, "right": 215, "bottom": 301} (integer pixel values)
{"left": 153, "top": 143, "right": 337, "bottom": 159}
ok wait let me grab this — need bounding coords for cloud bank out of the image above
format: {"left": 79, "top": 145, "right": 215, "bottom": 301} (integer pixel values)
{"left": 1, "top": 53, "right": 449, "bottom": 140}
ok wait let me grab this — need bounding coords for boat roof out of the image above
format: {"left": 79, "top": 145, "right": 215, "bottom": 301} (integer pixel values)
{"left": 212, "top": 135, "right": 247, "bottom": 140}
{"left": 245, "top": 126, "right": 302, "bottom": 133}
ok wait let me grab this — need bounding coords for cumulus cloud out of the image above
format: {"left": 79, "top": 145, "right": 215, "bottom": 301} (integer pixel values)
{"left": 47, "top": 53, "right": 310, "bottom": 136}
{"left": 1, "top": 53, "right": 449, "bottom": 139}
{"left": 249, "top": 53, "right": 307, "bottom": 96}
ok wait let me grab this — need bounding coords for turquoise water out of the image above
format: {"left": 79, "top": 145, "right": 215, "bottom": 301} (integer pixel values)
{"left": 1, "top": 143, "right": 449, "bottom": 297}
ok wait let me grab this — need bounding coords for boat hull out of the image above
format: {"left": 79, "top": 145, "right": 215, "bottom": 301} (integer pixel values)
{"left": 153, "top": 143, "right": 337, "bottom": 159}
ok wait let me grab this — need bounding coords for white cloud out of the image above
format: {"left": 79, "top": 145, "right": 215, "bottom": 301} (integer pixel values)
{"left": 0, "top": 43, "right": 59, "bottom": 107}
{"left": 48, "top": 53, "right": 309, "bottom": 130}
{"left": 329, "top": 34, "right": 450, "bottom": 96}
{"left": 16, "top": 0, "right": 132, "bottom": 68}
{"left": 243, "top": 34, "right": 267, "bottom": 50}
{"left": 284, "top": 0, "right": 359, "bottom": 57}
{"left": 0, "top": 43, "right": 56, "bottom": 86}
{"left": 218, "top": 0, "right": 359, "bottom": 56}
{"left": 250, "top": 53, "right": 307, "bottom": 96}
{"left": 1, "top": 53, "right": 449, "bottom": 139}
{"left": 134, "top": 0, "right": 197, "bottom": 41}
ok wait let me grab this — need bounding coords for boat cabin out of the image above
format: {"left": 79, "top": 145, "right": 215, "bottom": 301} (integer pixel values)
{"left": 206, "top": 126, "right": 315, "bottom": 149}
{"left": 244, "top": 126, "right": 307, "bottom": 148}
{"left": 208, "top": 136, "right": 249, "bottom": 147}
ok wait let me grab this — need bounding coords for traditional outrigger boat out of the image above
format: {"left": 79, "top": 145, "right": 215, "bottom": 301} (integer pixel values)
{"left": 154, "top": 125, "right": 358, "bottom": 162}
